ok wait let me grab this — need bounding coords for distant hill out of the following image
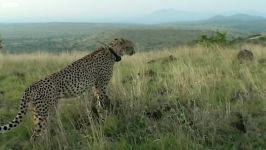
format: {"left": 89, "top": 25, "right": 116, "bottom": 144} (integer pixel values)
{"left": 165, "top": 14, "right": 266, "bottom": 35}
{"left": 237, "top": 33, "right": 266, "bottom": 45}
{"left": 202, "top": 14, "right": 266, "bottom": 33}
{"left": 0, "top": 23, "right": 213, "bottom": 53}
{"left": 207, "top": 14, "right": 266, "bottom": 22}
{"left": 131, "top": 10, "right": 266, "bottom": 24}
{"left": 136, "top": 9, "right": 212, "bottom": 24}
{"left": 1, "top": 13, "right": 266, "bottom": 53}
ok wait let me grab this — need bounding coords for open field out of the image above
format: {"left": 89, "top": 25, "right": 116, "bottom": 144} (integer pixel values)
{"left": 0, "top": 45, "right": 266, "bottom": 149}
{"left": 0, "top": 23, "right": 215, "bottom": 53}
{"left": 1, "top": 17, "right": 266, "bottom": 53}
{"left": 1, "top": 21, "right": 262, "bottom": 53}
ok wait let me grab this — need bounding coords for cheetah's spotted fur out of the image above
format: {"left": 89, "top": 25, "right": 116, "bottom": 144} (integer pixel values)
{"left": 0, "top": 38, "right": 135, "bottom": 140}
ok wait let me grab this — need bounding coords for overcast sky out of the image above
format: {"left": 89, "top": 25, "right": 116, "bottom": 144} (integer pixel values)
{"left": 0, "top": 0, "right": 265, "bottom": 22}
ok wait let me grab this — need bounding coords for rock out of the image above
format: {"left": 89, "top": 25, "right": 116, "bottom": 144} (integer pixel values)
{"left": 237, "top": 49, "right": 254, "bottom": 61}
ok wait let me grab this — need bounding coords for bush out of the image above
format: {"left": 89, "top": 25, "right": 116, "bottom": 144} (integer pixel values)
{"left": 195, "top": 31, "right": 229, "bottom": 46}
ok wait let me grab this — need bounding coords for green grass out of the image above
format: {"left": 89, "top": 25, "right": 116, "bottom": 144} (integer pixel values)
{"left": 0, "top": 45, "right": 266, "bottom": 149}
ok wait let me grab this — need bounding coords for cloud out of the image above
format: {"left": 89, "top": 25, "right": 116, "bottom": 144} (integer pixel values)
{"left": 1, "top": 2, "right": 20, "bottom": 8}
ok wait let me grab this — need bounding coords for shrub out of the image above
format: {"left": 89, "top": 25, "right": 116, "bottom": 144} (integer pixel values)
{"left": 195, "top": 31, "right": 229, "bottom": 46}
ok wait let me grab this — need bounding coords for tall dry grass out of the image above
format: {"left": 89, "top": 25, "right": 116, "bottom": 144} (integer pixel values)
{"left": 0, "top": 45, "right": 265, "bottom": 149}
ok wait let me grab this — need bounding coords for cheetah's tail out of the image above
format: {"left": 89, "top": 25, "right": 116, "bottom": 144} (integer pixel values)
{"left": 0, "top": 91, "right": 30, "bottom": 133}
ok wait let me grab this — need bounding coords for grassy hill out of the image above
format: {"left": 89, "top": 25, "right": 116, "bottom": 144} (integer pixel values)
{"left": 2, "top": 18, "right": 266, "bottom": 53}
{"left": 0, "top": 23, "right": 214, "bottom": 53}
{"left": 245, "top": 33, "right": 266, "bottom": 45}
{"left": 0, "top": 45, "right": 265, "bottom": 149}
{"left": 166, "top": 14, "right": 266, "bottom": 36}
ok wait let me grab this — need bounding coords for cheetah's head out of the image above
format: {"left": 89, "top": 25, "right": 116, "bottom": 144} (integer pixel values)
{"left": 110, "top": 38, "right": 135, "bottom": 56}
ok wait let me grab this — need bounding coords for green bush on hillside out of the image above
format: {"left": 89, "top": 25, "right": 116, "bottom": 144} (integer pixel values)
{"left": 195, "top": 31, "right": 229, "bottom": 46}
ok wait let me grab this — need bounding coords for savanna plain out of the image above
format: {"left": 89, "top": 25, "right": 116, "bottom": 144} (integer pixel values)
{"left": 0, "top": 44, "right": 265, "bottom": 149}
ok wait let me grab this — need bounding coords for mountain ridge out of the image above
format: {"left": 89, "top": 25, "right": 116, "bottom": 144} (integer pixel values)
{"left": 208, "top": 13, "right": 266, "bottom": 22}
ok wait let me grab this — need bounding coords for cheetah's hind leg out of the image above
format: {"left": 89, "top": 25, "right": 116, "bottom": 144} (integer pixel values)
{"left": 90, "top": 96, "right": 105, "bottom": 122}
{"left": 30, "top": 114, "right": 48, "bottom": 141}
{"left": 30, "top": 105, "right": 48, "bottom": 141}
{"left": 94, "top": 81, "right": 113, "bottom": 110}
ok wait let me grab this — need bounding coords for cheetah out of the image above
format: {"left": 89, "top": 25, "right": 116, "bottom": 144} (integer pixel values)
{"left": 0, "top": 38, "right": 135, "bottom": 140}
